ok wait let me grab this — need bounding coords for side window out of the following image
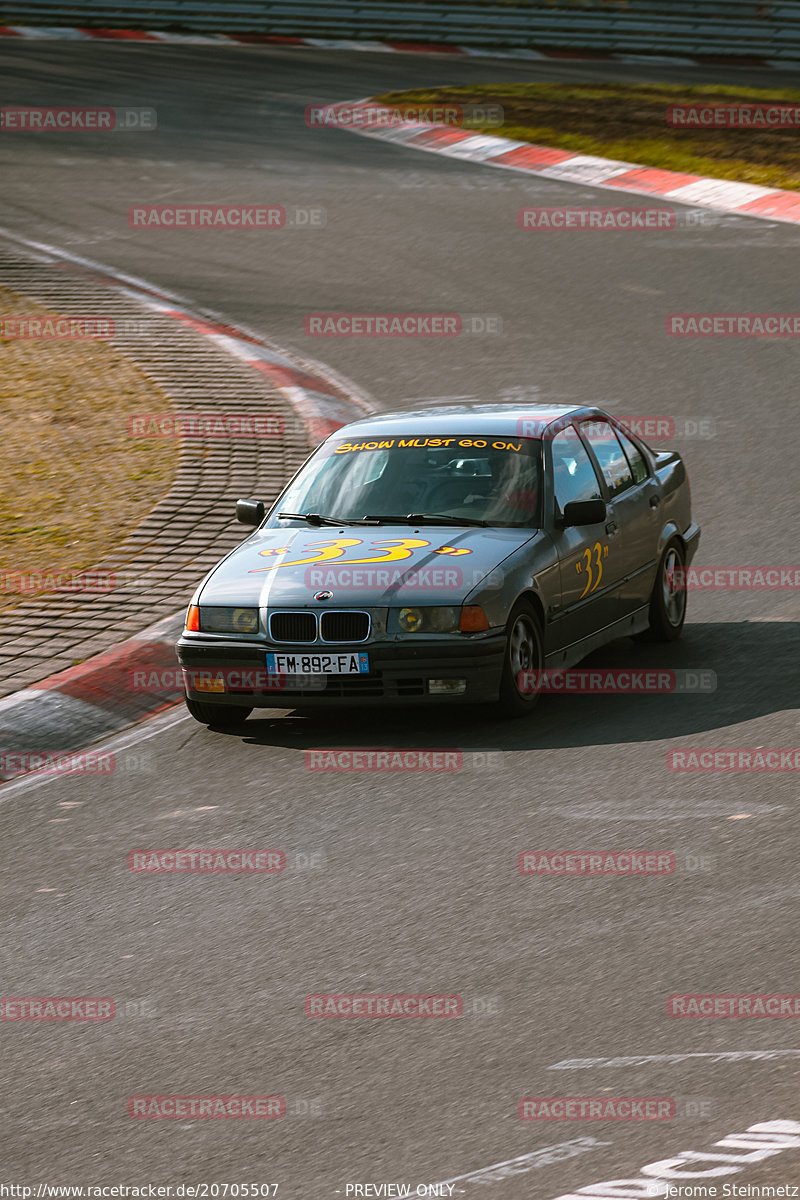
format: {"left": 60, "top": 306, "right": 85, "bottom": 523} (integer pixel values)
{"left": 581, "top": 420, "right": 634, "bottom": 496}
{"left": 551, "top": 427, "right": 603, "bottom": 511}
{"left": 614, "top": 428, "right": 649, "bottom": 484}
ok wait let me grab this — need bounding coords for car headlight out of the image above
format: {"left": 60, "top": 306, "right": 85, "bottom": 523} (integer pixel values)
{"left": 199, "top": 606, "right": 260, "bottom": 634}
{"left": 391, "top": 606, "right": 460, "bottom": 634}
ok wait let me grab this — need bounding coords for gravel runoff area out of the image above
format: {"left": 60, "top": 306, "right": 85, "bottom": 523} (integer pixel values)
{"left": 0, "top": 286, "right": 178, "bottom": 615}
{"left": 0, "top": 248, "right": 311, "bottom": 697}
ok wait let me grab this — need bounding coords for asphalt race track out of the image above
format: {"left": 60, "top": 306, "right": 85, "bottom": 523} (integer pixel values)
{"left": 1, "top": 40, "right": 799, "bottom": 1197}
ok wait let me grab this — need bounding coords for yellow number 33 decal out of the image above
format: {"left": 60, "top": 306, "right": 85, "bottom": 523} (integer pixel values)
{"left": 250, "top": 537, "right": 435, "bottom": 573}
{"left": 578, "top": 540, "right": 606, "bottom": 599}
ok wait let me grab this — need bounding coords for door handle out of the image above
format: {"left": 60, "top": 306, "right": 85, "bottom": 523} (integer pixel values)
{"left": 649, "top": 494, "right": 662, "bottom": 509}
{"left": 605, "top": 521, "right": 617, "bottom": 535}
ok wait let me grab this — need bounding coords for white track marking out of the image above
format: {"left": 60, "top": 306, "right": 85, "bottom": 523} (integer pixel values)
{"left": 433, "top": 1138, "right": 612, "bottom": 1190}
{"left": 461, "top": 46, "right": 548, "bottom": 59}
{"left": 303, "top": 38, "right": 395, "bottom": 50}
{"left": 146, "top": 31, "right": 230, "bottom": 43}
{"left": 437, "top": 136, "right": 530, "bottom": 161}
{"left": 537, "top": 154, "right": 638, "bottom": 184}
{"left": 664, "top": 178, "right": 782, "bottom": 209}
{"left": 548, "top": 1050, "right": 800, "bottom": 1069}
{"left": 547, "top": 1119, "right": 800, "bottom": 1200}
{"left": 617, "top": 53, "right": 696, "bottom": 65}
{"left": 0, "top": 708, "right": 190, "bottom": 802}
{"left": 0, "top": 225, "right": 189, "bottom": 301}
{"left": 5, "top": 25, "right": 90, "bottom": 37}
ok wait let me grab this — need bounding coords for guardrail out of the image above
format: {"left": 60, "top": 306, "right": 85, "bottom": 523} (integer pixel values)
{"left": 2, "top": 0, "right": 800, "bottom": 58}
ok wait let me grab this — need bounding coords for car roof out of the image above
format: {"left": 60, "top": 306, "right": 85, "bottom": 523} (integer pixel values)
{"left": 329, "top": 402, "right": 602, "bottom": 441}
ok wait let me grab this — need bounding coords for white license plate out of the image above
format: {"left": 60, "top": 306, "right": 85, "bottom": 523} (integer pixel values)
{"left": 266, "top": 652, "right": 369, "bottom": 675}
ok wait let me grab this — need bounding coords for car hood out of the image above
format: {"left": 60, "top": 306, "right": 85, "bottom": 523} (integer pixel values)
{"left": 198, "top": 524, "right": 541, "bottom": 608}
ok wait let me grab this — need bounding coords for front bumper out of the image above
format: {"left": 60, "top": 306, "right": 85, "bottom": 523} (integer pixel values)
{"left": 176, "top": 634, "right": 506, "bottom": 707}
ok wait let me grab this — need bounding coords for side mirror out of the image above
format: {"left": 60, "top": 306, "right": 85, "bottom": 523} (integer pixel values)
{"left": 236, "top": 499, "right": 265, "bottom": 526}
{"left": 561, "top": 499, "right": 607, "bottom": 526}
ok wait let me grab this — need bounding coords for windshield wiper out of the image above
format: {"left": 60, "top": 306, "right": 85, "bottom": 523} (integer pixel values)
{"left": 365, "top": 513, "right": 534, "bottom": 529}
{"left": 406, "top": 512, "right": 490, "bottom": 528}
{"left": 276, "top": 512, "right": 381, "bottom": 527}
{"left": 364, "top": 513, "right": 490, "bottom": 527}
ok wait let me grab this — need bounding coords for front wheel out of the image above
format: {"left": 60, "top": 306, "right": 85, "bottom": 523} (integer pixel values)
{"left": 184, "top": 697, "right": 253, "bottom": 729}
{"left": 644, "top": 539, "right": 687, "bottom": 642}
{"left": 498, "top": 600, "right": 544, "bottom": 719}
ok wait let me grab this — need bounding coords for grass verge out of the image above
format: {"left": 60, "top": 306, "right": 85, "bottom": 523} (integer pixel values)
{"left": 374, "top": 83, "right": 800, "bottom": 192}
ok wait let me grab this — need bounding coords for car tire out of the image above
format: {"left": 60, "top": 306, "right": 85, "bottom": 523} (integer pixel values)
{"left": 498, "top": 600, "right": 544, "bottom": 719}
{"left": 643, "top": 539, "right": 687, "bottom": 642}
{"left": 184, "top": 697, "right": 253, "bottom": 729}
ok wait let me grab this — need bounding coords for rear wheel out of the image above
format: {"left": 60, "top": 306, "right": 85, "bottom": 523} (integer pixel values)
{"left": 184, "top": 697, "right": 253, "bottom": 729}
{"left": 498, "top": 600, "right": 544, "bottom": 719}
{"left": 644, "top": 539, "right": 687, "bottom": 642}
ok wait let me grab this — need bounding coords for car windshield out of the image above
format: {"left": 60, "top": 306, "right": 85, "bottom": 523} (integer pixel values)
{"left": 268, "top": 434, "right": 542, "bottom": 528}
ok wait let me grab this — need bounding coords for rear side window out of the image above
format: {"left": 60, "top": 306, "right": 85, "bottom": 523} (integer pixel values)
{"left": 615, "top": 428, "right": 649, "bottom": 484}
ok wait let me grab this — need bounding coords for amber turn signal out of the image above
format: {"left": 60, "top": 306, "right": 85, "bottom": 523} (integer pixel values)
{"left": 185, "top": 604, "right": 200, "bottom": 632}
{"left": 459, "top": 605, "right": 489, "bottom": 632}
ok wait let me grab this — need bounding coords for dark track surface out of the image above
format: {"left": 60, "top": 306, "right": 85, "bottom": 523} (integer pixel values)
{"left": 1, "top": 41, "right": 799, "bottom": 1198}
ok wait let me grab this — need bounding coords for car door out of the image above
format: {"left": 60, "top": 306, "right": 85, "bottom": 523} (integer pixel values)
{"left": 546, "top": 424, "right": 623, "bottom": 651}
{"left": 581, "top": 419, "right": 662, "bottom": 617}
